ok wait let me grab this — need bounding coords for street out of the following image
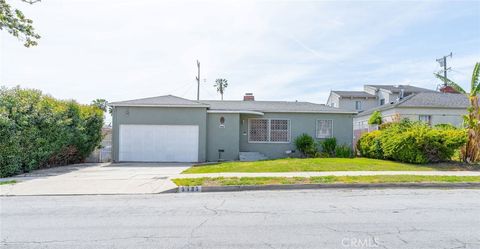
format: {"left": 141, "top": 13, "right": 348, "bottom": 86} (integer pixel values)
{"left": 1, "top": 189, "right": 480, "bottom": 249}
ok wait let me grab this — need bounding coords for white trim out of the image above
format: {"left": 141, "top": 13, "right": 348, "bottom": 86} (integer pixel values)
{"left": 207, "top": 110, "right": 264, "bottom": 115}
{"left": 315, "top": 119, "right": 334, "bottom": 139}
{"left": 248, "top": 118, "right": 291, "bottom": 144}
{"left": 263, "top": 110, "right": 356, "bottom": 114}
{"left": 109, "top": 104, "right": 209, "bottom": 108}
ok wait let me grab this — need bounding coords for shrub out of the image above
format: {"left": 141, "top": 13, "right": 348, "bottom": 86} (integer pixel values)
{"left": 368, "top": 111, "right": 382, "bottom": 125}
{"left": 319, "top": 137, "right": 337, "bottom": 157}
{"left": 335, "top": 144, "right": 353, "bottom": 158}
{"left": 0, "top": 87, "right": 104, "bottom": 177}
{"left": 356, "top": 130, "right": 383, "bottom": 159}
{"left": 357, "top": 121, "right": 467, "bottom": 164}
{"left": 294, "top": 134, "right": 317, "bottom": 157}
{"left": 434, "top": 123, "right": 458, "bottom": 130}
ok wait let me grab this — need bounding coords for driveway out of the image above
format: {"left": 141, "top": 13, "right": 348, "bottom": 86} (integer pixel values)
{"left": 0, "top": 163, "right": 191, "bottom": 196}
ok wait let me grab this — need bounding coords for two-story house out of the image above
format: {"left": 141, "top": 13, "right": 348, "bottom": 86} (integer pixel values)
{"left": 326, "top": 84, "right": 435, "bottom": 111}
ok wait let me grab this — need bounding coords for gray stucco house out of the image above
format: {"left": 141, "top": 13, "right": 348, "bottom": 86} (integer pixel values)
{"left": 109, "top": 94, "right": 355, "bottom": 163}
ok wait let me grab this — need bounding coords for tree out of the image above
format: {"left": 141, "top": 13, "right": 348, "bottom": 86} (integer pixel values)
{"left": 213, "top": 78, "right": 228, "bottom": 100}
{"left": 368, "top": 111, "right": 382, "bottom": 125}
{"left": 435, "top": 62, "right": 480, "bottom": 163}
{"left": 91, "top": 99, "right": 111, "bottom": 114}
{"left": 0, "top": 0, "right": 41, "bottom": 47}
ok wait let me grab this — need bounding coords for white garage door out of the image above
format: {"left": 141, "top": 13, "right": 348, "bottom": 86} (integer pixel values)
{"left": 119, "top": 125, "right": 199, "bottom": 162}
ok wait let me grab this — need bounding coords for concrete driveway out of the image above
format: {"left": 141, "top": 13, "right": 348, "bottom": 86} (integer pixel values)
{"left": 0, "top": 163, "right": 191, "bottom": 196}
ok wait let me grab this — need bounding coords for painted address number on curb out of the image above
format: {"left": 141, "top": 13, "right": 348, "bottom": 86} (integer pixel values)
{"left": 179, "top": 186, "right": 202, "bottom": 192}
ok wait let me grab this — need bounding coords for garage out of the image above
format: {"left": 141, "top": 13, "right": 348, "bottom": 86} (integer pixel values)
{"left": 119, "top": 124, "right": 199, "bottom": 162}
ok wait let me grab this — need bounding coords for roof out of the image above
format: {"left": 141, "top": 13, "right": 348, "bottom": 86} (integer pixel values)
{"left": 365, "top": 84, "right": 435, "bottom": 93}
{"left": 109, "top": 95, "right": 209, "bottom": 107}
{"left": 109, "top": 95, "right": 356, "bottom": 114}
{"left": 331, "top": 91, "right": 376, "bottom": 98}
{"left": 356, "top": 92, "right": 469, "bottom": 117}
{"left": 201, "top": 100, "right": 355, "bottom": 114}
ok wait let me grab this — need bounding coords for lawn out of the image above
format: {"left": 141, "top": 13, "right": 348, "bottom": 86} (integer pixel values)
{"left": 0, "top": 180, "right": 16, "bottom": 185}
{"left": 182, "top": 158, "right": 469, "bottom": 174}
{"left": 173, "top": 175, "right": 480, "bottom": 186}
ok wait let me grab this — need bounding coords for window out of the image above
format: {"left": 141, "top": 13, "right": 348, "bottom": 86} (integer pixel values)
{"left": 380, "top": 99, "right": 385, "bottom": 105}
{"left": 419, "top": 115, "right": 431, "bottom": 125}
{"left": 355, "top": 101, "right": 362, "bottom": 110}
{"left": 248, "top": 119, "right": 290, "bottom": 143}
{"left": 316, "top": 120, "right": 333, "bottom": 138}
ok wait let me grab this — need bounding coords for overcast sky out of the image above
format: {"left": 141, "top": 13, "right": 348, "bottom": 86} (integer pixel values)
{"left": 1, "top": 0, "right": 479, "bottom": 105}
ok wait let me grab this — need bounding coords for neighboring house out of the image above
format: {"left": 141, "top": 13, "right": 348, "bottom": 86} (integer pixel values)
{"left": 327, "top": 84, "right": 435, "bottom": 111}
{"left": 353, "top": 92, "right": 470, "bottom": 143}
{"left": 109, "top": 94, "right": 355, "bottom": 163}
{"left": 327, "top": 91, "right": 377, "bottom": 111}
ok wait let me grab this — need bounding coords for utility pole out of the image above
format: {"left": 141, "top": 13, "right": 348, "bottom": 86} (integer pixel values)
{"left": 436, "top": 52, "right": 452, "bottom": 87}
{"left": 196, "top": 60, "right": 200, "bottom": 101}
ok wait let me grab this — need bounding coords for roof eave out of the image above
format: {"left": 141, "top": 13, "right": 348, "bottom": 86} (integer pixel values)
{"left": 109, "top": 104, "right": 209, "bottom": 108}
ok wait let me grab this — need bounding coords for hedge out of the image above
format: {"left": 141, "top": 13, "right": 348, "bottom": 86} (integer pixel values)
{"left": 0, "top": 87, "right": 104, "bottom": 177}
{"left": 356, "top": 120, "right": 467, "bottom": 164}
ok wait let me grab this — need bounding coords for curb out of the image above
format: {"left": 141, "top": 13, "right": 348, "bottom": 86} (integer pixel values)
{"left": 171, "top": 182, "right": 480, "bottom": 193}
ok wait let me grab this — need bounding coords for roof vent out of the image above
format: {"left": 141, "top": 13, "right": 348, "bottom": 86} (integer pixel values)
{"left": 243, "top": 93, "right": 255, "bottom": 101}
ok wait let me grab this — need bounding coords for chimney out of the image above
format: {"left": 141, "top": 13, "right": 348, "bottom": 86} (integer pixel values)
{"left": 243, "top": 93, "right": 255, "bottom": 101}
{"left": 439, "top": 85, "right": 460, "bottom": 94}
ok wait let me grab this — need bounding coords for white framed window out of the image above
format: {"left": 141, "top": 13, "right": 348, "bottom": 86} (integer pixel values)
{"left": 316, "top": 120, "right": 333, "bottom": 138}
{"left": 355, "top": 101, "right": 362, "bottom": 110}
{"left": 419, "top": 115, "right": 431, "bottom": 125}
{"left": 380, "top": 99, "right": 385, "bottom": 105}
{"left": 248, "top": 119, "right": 290, "bottom": 143}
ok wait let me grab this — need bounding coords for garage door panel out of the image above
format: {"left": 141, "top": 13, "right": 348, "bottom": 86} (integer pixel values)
{"left": 119, "top": 125, "right": 199, "bottom": 162}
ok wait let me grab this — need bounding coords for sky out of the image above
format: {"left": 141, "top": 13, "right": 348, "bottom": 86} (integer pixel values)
{"left": 1, "top": 0, "right": 479, "bottom": 105}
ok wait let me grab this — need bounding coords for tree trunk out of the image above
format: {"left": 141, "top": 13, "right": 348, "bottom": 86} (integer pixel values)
{"left": 463, "top": 96, "right": 480, "bottom": 163}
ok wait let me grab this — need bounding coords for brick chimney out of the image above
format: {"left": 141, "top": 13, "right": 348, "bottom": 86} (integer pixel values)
{"left": 243, "top": 93, "right": 255, "bottom": 101}
{"left": 439, "top": 85, "right": 460, "bottom": 94}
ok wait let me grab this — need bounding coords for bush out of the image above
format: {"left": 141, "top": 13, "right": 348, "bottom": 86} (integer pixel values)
{"left": 368, "top": 111, "right": 382, "bottom": 125}
{"left": 0, "top": 87, "right": 104, "bottom": 177}
{"left": 356, "top": 130, "right": 383, "bottom": 159}
{"left": 294, "top": 133, "right": 317, "bottom": 157}
{"left": 434, "top": 123, "right": 458, "bottom": 130}
{"left": 319, "top": 137, "right": 337, "bottom": 157}
{"left": 335, "top": 144, "right": 353, "bottom": 158}
{"left": 357, "top": 121, "right": 467, "bottom": 164}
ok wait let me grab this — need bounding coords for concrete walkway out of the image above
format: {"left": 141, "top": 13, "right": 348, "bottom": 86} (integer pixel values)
{"left": 0, "top": 163, "right": 191, "bottom": 196}
{"left": 174, "top": 170, "right": 480, "bottom": 178}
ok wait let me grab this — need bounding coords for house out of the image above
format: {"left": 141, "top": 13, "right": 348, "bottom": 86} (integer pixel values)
{"left": 327, "top": 84, "right": 435, "bottom": 111}
{"left": 109, "top": 94, "right": 356, "bottom": 163}
{"left": 353, "top": 92, "right": 470, "bottom": 143}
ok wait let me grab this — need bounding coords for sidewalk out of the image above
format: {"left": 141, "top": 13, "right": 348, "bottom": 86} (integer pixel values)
{"left": 174, "top": 170, "right": 480, "bottom": 179}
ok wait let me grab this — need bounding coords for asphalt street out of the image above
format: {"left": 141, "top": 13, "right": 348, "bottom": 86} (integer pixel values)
{"left": 1, "top": 189, "right": 480, "bottom": 249}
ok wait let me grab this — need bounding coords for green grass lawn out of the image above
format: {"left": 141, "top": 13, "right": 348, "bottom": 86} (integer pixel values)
{"left": 182, "top": 158, "right": 470, "bottom": 174}
{"left": 173, "top": 175, "right": 480, "bottom": 186}
{"left": 0, "top": 180, "right": 16, "bottom": 185}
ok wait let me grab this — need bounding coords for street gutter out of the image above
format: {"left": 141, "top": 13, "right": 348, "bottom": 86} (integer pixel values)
{"left": 168, "top": 182, "right": 480, "bottom": 193}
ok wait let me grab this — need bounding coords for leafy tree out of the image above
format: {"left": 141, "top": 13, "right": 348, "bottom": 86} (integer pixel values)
{"left": 0, "top": 0, "right": 41, "bottom": 47}
{"left": 368, "top": 110, "right": 382, "bottom": 125}
{"left": 435, "top": 62, "right": 480, "bottom": 163}
{"left": 214, "top": 78, "right": 228, "bottom": 100}
{"left": 91, "top": 98, "right": 112, "bottom": 114}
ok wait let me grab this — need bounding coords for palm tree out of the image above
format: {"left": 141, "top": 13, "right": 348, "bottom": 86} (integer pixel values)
{"left": 435, "top": 62, "right": 480, "bottom": 163}
{"left": 214, "top": 78, "right": 228, "bottom": 100}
